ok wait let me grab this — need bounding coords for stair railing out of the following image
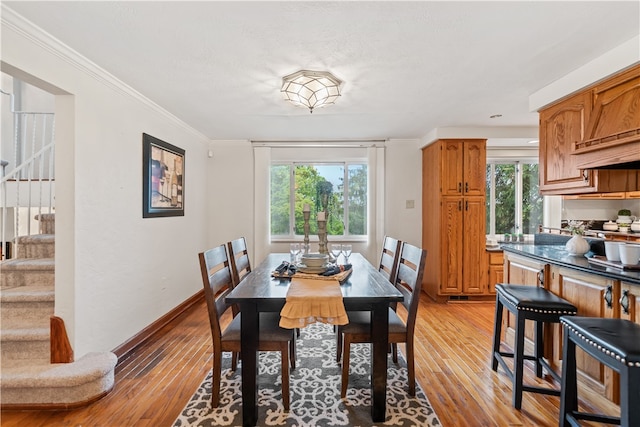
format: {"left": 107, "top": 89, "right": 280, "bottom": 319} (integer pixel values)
{"left": 1, "top": 89, "right": 55, "bottom": 260}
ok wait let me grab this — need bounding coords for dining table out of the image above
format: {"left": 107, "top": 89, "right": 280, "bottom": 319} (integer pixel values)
{"left": 225, "top": 252, "right": 404, "bottom": 426}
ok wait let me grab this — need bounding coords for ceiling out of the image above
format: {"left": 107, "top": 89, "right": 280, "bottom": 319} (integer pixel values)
{"left": 3, "top": 1, "right": 639, "bottom": 146}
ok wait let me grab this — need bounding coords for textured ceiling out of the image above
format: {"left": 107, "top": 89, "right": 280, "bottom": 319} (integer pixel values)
{"left": 3, "top": 1, "right": 639, "bottom": 144}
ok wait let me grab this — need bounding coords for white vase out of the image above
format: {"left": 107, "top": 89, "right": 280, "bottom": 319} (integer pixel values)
{"left": 565, "top": 234, "right": 590, "bottom": 256}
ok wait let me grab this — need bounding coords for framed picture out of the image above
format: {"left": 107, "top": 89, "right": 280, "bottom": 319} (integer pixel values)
{"left": 142, "top": 133, "right": 185, "bottom": 218}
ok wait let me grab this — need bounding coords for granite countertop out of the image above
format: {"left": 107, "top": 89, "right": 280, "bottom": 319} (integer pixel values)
{"left": 501, "top": 243, "right": 640, "bottom": 285}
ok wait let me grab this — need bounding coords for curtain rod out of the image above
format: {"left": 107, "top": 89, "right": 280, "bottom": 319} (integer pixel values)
{"left": 251, "top": 139, "right": 387, "bottom": 148}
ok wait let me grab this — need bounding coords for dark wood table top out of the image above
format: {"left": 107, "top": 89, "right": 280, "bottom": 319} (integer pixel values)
{"left": 226, "top": 252, "right": 404, "bottom": 307}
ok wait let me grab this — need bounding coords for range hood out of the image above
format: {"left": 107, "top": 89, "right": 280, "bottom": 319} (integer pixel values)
{"left": 572, "top": 65, "right": 640, "bottom": 169}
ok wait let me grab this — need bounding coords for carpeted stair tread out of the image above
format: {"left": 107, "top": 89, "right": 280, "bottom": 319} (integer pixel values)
{"left": 0, "top": 324, "right": 49, "bottom": 339}
{"left": 15, "top": 234, "right": 55, "bottom": 244}
{"left": 0, "top": 285, "right": 55, "bottom": 302}
{"left": 1, "top": 352, "right": 118, "bottom": 388}
{"left": 1, "top": 258, "right": 55, "bottom": 270}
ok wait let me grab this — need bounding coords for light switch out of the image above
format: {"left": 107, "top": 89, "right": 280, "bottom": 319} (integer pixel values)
{"left": 406, "top": 200, "right": 415, "bottom": 209}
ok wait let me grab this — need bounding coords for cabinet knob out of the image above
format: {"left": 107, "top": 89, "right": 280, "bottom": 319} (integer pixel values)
{"left": 604, "top": 285, "right": 613, "bottom": 309}
{"left": 582, "top": 170, "right": 589, "bottom": 182}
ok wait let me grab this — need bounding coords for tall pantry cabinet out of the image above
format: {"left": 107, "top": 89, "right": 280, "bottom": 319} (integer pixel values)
{"left": 422, "top": 139, "right": 487, "bottom": 302}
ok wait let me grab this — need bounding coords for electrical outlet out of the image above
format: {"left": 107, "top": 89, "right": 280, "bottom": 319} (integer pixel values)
{"left": 405, "top": 200, "right": 415, "bottom": 209}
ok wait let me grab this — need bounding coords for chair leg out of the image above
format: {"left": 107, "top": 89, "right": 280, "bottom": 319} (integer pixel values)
{"left": 212, "top": 351, "right": 222, "bottom": 407}
{"left": 391, "top": 343, "right": 398, "bottom": 364}
{"left": 406, "top": 339, "right": 415, "bottom": 396}
{"left": 289, "top": 335, "right": 296, "bottom": 370}
{"left": 231, "top": 351, "right": 239, "bottom": 371}
{"left": 621, "top": 365, "right": 640, "bottom": 426}
{"left": 341, "top": 336, "right": 352, "bottom": 398}
{"left": 559, "top": 332, "right": 577, "bottom": 426}
{"left": 336, "top": 328, "right": 343, "bottom": 363}
{"left": 512, "top": 312, "right": 526, "bottom": 410}
{"left": 534, "top": 320, "right": 544, "bottom": 378}
{"left": 491, "top": 298, "right": 504, "bottom": 371}
{"left": 281, "top": 344, "right": 290, "bottom": 411}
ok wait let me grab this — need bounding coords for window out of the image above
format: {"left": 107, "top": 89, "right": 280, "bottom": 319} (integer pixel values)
{"left": 270, "top": 162, "right": 368, "bottom": 238}
{"left": 486, "top": 161, "right": 543, "bottom": 237}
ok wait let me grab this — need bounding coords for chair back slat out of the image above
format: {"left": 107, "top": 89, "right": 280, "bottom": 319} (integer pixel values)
{"left": 393, "top": 242, "right": 427, "bottom": 334}
{"left": 228, "top": 237, "right": 252, "bottom": 286}
{"left": 198, "top": 244, "right": 234, "bottom": 345}
{"left": 379, "top": 236, "right": 401, "bottom": 284}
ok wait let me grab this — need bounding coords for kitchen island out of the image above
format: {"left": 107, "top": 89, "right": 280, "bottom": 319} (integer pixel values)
{"left": 500, "top": 242, "right": 639, "bottom": 406}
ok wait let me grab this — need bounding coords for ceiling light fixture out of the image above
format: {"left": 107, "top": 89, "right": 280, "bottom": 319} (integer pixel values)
{"left": 281, "top": 70, "right": 342, "bottom": 113}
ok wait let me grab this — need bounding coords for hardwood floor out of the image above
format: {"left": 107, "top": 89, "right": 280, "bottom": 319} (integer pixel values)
{"left": 1, "top": 293, "right": 616, "bottom": 426}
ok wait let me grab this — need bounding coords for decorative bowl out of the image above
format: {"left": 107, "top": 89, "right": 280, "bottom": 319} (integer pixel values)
{"left": 300, "top": 253, "right": 329, "bottom": 268}
{"left": 603, "top": 221, "right": 618, "bottom": 231}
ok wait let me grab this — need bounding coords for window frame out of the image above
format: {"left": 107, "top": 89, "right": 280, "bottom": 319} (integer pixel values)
{"left": 486, "top": 157, "right": 542, "bottom": 238}
{"left": 270, "top": 160, "right": 369, "bottom": 241}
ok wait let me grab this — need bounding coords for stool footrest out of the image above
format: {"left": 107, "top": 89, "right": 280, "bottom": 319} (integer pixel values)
{"left": 522, "top": 385, "right": 560, "bottom": 396}
{"left": 495, "top": 351, "right": 561, "bottom": 382}
{"left": 567, "top": 411, "right": 620, "bottom": 425}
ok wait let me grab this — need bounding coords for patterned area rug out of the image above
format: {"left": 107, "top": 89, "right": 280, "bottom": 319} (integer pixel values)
{"left": 173, "top": 322, "right": 442, "bottom": 426}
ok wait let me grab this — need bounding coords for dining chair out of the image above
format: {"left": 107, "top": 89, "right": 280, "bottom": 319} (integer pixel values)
{"left": 378, "top": 235, "right": 402, "bottom": 285}
{"left": 335, "top": 236, "right": 402, "bottom": 362}
{"left": 227, "top": 237, "right": 251, "bottom": 287}
{"left": 338, "top": 242, "right": 427, "bottom": 398}
{"left": 198, "top": 244, "right": 296, "bottom": 409}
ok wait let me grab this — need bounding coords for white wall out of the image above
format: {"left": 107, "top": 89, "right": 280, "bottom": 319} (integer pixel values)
{"left": 384, "top": 139, "right": 422, "bottom": 248}
{"left": 2, "top": 12, "right": 211, "bottom": 357}
{"left": 206, "top": 140, "right": 256, "bottom": 257}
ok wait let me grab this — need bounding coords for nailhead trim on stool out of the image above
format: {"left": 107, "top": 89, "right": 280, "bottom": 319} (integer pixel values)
{"left": 559, "top": 316, "right": 640, "bottom": 427}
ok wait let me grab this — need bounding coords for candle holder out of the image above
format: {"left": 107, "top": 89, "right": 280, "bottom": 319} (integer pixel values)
{"left": 317, "top": 218, "right": 328, "bottom": 254}
{"left": 303, "top": 210, "right": 310, "bottom": 253}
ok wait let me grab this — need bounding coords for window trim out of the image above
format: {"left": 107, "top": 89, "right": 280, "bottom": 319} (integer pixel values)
{"left": 270, "top": 160, "right": 369, "bottom": 241}
{"left": 486, "top": 158, "right": 541, "bottom": 238}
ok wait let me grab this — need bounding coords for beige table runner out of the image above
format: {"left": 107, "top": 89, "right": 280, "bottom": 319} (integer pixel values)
{"left": 279, "top": 278, "right": 349, "bottom": 329}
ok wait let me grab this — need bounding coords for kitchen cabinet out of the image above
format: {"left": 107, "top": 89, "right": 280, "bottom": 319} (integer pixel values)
{"left": 486, "top": 250, "right": 503, "bottom": 295}
{"left": 549, "top": 266, "right": 617, "bottom": 401}
{"left": 502, "top": 253, "right": 549, "bottom": 348}
{"left": 441, "top": 139, "right": 486, "bottom": 196}
{"left": 539, "top": 91, "right": 635, "bottom": 195}
{"left": 422, "top": 139, "right": 488, "bottom": 301}
{"left": 574, "top": 63, "right": 640, "bottom": 169}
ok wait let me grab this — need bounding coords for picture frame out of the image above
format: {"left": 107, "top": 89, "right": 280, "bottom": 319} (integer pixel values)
{"left": 142, "top": 133, "right": 185, "bottom": 218}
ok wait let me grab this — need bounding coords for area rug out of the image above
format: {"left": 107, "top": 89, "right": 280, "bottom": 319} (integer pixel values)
{"left": 173, "top": 322, "right": 442, "bottom": 426}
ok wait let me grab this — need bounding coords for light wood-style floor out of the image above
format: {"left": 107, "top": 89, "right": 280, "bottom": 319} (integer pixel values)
{"left": 1, "top": 293, "right": 616, "bottom": 426}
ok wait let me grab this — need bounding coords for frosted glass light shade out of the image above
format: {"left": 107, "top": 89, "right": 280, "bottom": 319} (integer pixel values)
{"left": 281, "top": 70, "right": 342, "bottom": 113}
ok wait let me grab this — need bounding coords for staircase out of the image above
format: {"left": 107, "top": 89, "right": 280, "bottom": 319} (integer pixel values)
{"left": 0, "top": 213, "right": 118, "bottom": 409}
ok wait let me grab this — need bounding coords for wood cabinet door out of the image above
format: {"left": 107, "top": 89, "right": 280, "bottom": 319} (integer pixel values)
{"left": 554, "top": 267, "right": 617, "bottom": 401}
{"left": 539, "top": 91, "right": 594, "bottom": 194}
{"left": 462, "top": 197, "right": 486, "bottom": 294}
{"left": 441, "top": 140, "right": 463, "bottom": 196}
{"left": 440, "top": 197, "right": 463, "bottom": 293}
{"left": 462, "top": 140, "right": 486, "bottom": 196}
{"left": 503, "top": 253, "right": 548, "bottom": 345}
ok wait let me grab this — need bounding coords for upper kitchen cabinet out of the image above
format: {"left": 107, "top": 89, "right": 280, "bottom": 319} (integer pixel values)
{"left": 441, "top": 139, "right": 486, "bottom": 196}
{"left": 539, "top": 91, "right": 594, "bottom": 194}
{"left": 538, "top": 64, "right": 640, "bottom": 196}
{"left": 574, "top": 63, "right": 640, "bottom": 169}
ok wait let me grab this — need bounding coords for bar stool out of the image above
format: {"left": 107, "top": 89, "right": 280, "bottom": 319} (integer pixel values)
{"left": 559, "top": 316, "right": 640, "bottom": 427}
{"left": 491, "top": 284, "right": 577, "bottom": 409}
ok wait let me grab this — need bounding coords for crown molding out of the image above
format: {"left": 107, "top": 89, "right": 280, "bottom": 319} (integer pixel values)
{"left": 1, "top": 5, "right": 209, "bottom": 142}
